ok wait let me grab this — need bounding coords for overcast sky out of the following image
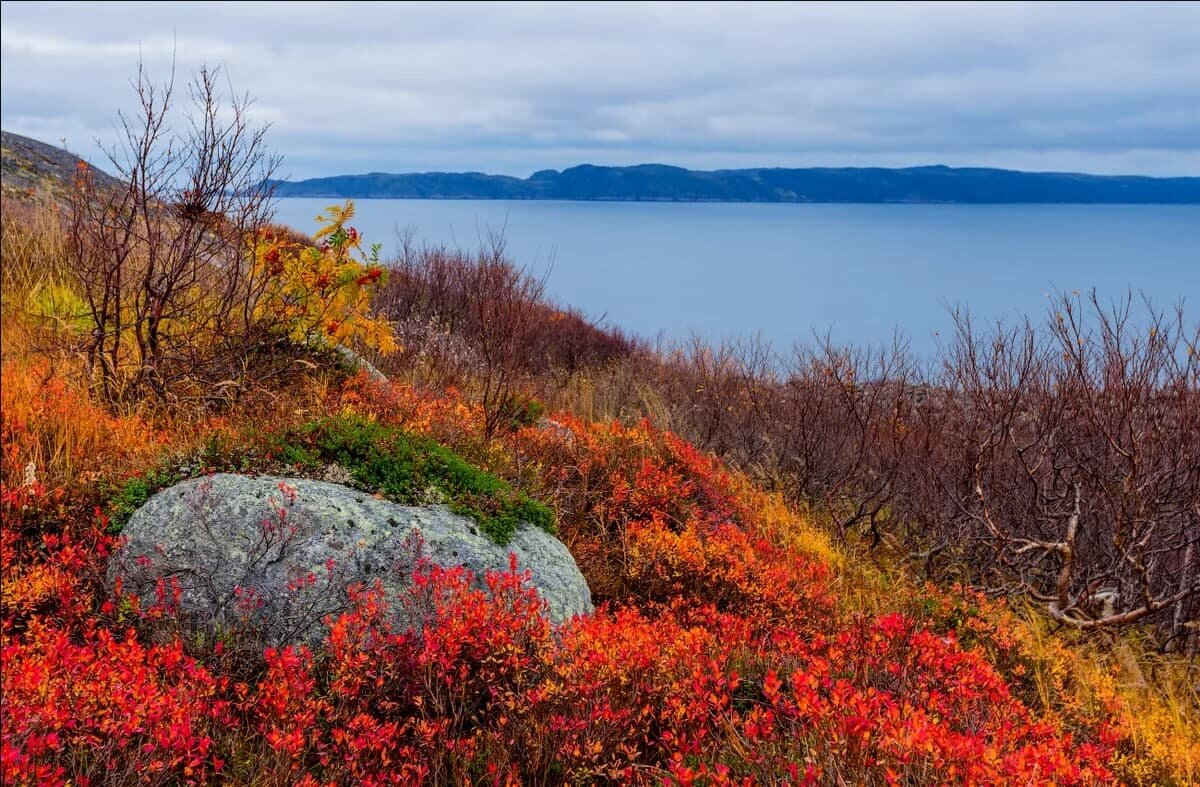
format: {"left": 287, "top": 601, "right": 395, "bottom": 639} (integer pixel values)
{"left": 2, "top": 1, "right": 1198, "bottom": 179}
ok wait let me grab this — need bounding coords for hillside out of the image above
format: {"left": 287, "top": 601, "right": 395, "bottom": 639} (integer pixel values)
{"left": 1, "top": 130, "right": 119, "bottom": 199}
{"left": 271, "top": 161, "right": 1200, "bottom": 204}
{"left": 2, "top": 133, "right": 1198, "bottom": 786}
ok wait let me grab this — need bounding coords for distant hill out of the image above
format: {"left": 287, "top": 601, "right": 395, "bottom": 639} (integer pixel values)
{"left": 1, "top": 130, "right": 119, "bottom": 200}
{"left": 272, "top": 162, "right": 1200, "bottom": 204}
{"left": 7, "top": 131, "right": 1196, "bottom": 204}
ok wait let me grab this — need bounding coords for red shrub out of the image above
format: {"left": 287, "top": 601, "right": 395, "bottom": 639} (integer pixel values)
{"left": 1, "top": 622, "right": 232, "bottom": 785}
{"left": 0, "top": 373, "right": 1124, "bottom": 784}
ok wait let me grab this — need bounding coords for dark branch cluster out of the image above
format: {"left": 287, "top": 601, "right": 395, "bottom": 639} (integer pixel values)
{"left": 66, "top": 61, "right": 283, "bottom": 407}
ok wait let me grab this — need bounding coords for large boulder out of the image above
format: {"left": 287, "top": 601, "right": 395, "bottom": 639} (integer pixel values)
{"left": 109, "top": 473, "right": 592, "bottom": 645}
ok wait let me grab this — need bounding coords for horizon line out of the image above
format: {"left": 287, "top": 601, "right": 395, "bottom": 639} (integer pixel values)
{"left": 275, "top": 161, "right": 1200, "bottom": 182}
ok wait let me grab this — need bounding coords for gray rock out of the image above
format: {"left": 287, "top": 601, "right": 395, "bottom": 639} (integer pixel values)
{"left": 109, "top": 474, "right": 592, "bottom": 646}
{"left": 334, "top": 345, "right": 388, "bottom": 384}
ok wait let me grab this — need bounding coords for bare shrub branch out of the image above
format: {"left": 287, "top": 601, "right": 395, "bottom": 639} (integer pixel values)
{"left": 67, "top": 61, "right": 281, "bottom": 406}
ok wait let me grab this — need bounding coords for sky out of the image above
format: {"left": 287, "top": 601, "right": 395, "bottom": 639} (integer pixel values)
{"left": 2, "top": 1, "right": 1199, "bottom": 180}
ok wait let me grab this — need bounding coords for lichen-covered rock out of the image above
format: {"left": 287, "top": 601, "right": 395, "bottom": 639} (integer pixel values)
{"left": 109, "top": 474, "right": 592, "bottom": 645}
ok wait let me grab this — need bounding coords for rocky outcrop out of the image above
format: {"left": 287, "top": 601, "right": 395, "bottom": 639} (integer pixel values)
{"left": 109, "top": 474, "right": 591, "bottom": 645}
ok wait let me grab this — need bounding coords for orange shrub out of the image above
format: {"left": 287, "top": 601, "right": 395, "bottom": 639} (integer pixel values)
{"left": 0, "top": 360, "right": 169, "bottom": 490}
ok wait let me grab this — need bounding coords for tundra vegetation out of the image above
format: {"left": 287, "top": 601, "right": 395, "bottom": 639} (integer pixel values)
{"left": 1, "top": 65, "right": 1197, "bottom": 785}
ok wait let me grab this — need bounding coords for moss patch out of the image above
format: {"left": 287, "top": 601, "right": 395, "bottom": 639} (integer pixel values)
{"left": 100, "top": 416, "right": 554, "bottom": 545}
{"left": 264, "top": 415, "right": 555, "bottom": 544}
{"left": 103, "top": 467, "right": 184, "bottom": 534}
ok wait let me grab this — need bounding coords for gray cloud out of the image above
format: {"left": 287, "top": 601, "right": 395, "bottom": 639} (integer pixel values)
{"left": 2, "top": 0, "right": 1198, "bottom": 177}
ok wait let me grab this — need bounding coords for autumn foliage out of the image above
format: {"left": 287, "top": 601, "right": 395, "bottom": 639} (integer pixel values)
{"left": 7, "top": 354, "right": 1189, "bottom": 785}
{"left": 253, "top": 202, "right": 397, "bottom": 356}
{"left": 2, "top": 189, "right": 1196, "bottom": 784}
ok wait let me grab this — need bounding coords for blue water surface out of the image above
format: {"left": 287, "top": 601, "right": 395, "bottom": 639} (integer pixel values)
{"left": 274, "top": 198, "right": 1199, "bottom": 355}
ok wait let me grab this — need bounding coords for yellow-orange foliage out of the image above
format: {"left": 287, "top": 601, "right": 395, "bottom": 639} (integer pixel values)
{"left": 254, "top": 202, "right": 398, "bottom": 356}
{"left": 0, "top": 360, "right": 170, "bottom": 490}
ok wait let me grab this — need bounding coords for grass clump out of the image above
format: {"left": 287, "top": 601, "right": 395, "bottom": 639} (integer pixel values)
{"left": 269, "top": 415, "right": 555, "bottom": 544}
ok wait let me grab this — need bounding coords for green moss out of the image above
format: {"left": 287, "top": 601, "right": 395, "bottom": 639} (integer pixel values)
{"left": 104, "top": 466, "right": 183, "bottom": 533}
{"left": 99, "top": 415, "right": 554, "bottom": 545}
{"left": 270, "top": 415, "right": 555, "bottom": 544}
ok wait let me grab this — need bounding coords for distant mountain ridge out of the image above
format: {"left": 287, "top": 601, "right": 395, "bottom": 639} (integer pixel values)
{"left": 5, "top": 131, "right": 1196, "bottom": 204}
{"left": 272, "top": 162, "right": 1200, "bottom": 204}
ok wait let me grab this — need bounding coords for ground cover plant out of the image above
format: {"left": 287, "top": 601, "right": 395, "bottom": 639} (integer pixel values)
{"left": 4, "top": 351, "right": 1195, "bottom": 784}
{"left": 2, "top": 66, "right": 1197, "bottom": 784}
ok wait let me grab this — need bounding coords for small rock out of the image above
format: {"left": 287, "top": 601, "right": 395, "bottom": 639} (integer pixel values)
{"left": 320, "top": 463, "right": 356, "bottom": 485}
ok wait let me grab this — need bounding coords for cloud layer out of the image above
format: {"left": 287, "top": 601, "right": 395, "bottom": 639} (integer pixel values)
{"left": 2, "top": 1, "right": 1198, "bottom": 177}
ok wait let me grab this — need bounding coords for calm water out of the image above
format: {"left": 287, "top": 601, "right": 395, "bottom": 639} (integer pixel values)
{"left": 274, "top": 199, "right": 1200, "bottom": 354}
